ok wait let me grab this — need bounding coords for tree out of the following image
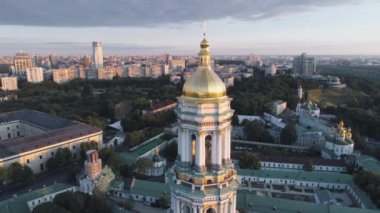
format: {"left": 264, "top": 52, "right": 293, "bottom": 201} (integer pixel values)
{"left": 374, "top": 148, "right": 380, "bottom": 161}
{"left": 55, "top": 148, "right": 73, "bottom": 166}
{"left": 154, "top": 196, "right": 170, "bottom": 209}
{"left": 0, "top": 166, "right": 6, "bottom": 182}
{"left": 120, "top": 164, "right": 133, "bottom": 178}
{"left": 124, "top": 131, "right": 145, "bottom": 148}
{"left": 243, "top": 120, "right": 273, "bottom": 143}
{"left": 80, "top": 141, "right": 99, "bottom": 159}
{"left": 134, "top": 158, "right": 153, "bottom": 173}
{"left": 352, "top": 130, "right": 366, "bottom": 150}
{"left": 32, "top": 202, "right": 69, "bottom": 213}
{"left": 280, "top": 124, "right": 297, "bottom": 145}
{"left": 5, "top": 163, "right": 33, "bottom": 184}
{"left": 99, "top": 148, "right": 122, "bottom": 170}
{"left": 82, "top": 84, "right": 94, "bottom": 97}
{"left": 303, "top": 158, "right": 313, "bottom": 171}
{"left": 46, "top": 157, "right": 59, "bottom": 172}
{"left": 238, "top": 151, "right": 261, "bottom": 170}
{"left": 161, "top": 142, "right": 177, "bottom": 162}
{"left": 119, "top": 199, "right": 134, "bottom": 210}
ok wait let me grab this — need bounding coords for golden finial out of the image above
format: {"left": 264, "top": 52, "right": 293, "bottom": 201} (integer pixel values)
{"left": 338, "top": 120, "right": 344, "bottom": 128}
{"left": 154, "top": 147, "right": 159, "bottom": 156}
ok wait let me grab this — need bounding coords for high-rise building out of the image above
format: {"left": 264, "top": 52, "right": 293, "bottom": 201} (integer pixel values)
{"left": 26, "top": 67, "right": 44, "bottom": 83}
{"left": 49, "top": 53, "right": 59, "bottom": 69}
{"left": 13, "top": 52, "right": 33, "bottom": 75}
{"left": 126, "top": 64, "right": 142, "bottom": 78}
{"left": 168, "top": 36, "right": 238, "bottom": 213}
{"left": 247, "top": 53, "right": 261, "bottom": 67}
{"left": 34, "top": 54, "right": 43, "bottom": 67}
{"left": 52, "top": 68, "right": 78, "bottom": 84}
{"left": 1, "top": 76, "right": 18, "bottom": 90}
{"left": 292, "top": 53, "right": 316, "bottom": 76}
{"left": 82, "top": 55, "right": 92, "bottom": 68}
{"left": 265, "top": 64, "right": 277, "bottom": 76}
{"left": 92, "top": 41, "right": 103, "bottom": 68}
{"left": 170, "top": 59, "right": 185, "bottom": 70}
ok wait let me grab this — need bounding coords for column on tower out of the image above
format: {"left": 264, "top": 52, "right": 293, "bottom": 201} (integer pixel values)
{"left": 195, "top": 132, "right": 206, "bottom": 172}
{"left": 178, "top": 128, "right": 184, "bottom": 162}
{"left": 184, "top": 129, "right": 190, "bottom": 164}
{"left": 212, "top": 130, "right": 223, "bottom": 170}
{"left": 222, "top": 128, "right": 229, "bottom": 165}
{"left": 232, "top": 193, "right": 237, "bottom": 212}
{"left": 226, "top": 127, "right": 232, "bottom": 164}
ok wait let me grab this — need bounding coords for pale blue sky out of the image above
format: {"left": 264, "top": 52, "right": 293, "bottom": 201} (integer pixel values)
{"left": 0, "top": 0, "right": 379, "bottom": 55}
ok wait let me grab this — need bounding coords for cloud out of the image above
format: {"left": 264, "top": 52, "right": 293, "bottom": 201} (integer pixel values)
{"left": 0, "top": 0, "right": 362, "bottom": 27}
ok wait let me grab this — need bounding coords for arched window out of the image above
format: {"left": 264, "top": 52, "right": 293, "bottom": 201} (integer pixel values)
{"left": 205, "top": 135, "right": 212, "bottom": 167}
{"left": 206, "top": 208, "right": 216, "bottom": 213}
{"left": 183, "top": 205, "right": 191, "bottom": 213}
{"left": 191, "top": 134, "right": 196, "bottom": 165}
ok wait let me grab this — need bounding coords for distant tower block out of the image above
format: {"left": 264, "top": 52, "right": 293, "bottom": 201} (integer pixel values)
{"left": 84, "top": 150, "right": 102, "bottom": 181}
{"left": 92, "top": 41, "right": 103, "bottom": 68}
{"left": 298, "top": 84, "right": 303, "bottom": 100}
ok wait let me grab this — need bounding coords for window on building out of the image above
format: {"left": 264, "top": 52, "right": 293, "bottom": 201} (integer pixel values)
{"left": 17, "top": 131, "right": 20, "bottom": 137}
{"left": 73, "top": 145, "right": 76, "bottom": 149}
{"left": 7, "top": 127, "right": 9, "bottom": 130}
{"left": 27, "top": 159, "right": 30, "bottom": 163}
{"left": 40, "top": 163, "right": 44, "bottom": 171}
{"left": 16, "top": 125, "right": 19, "bottom": 128}
{"left": 39, "top": 155, "right": 42, "bottom": 159}
{"left": 51, "top": 152, "right": 54, "bottom": 156}
{"left": 8, "top": 133, "right": 11, "bottom": 139}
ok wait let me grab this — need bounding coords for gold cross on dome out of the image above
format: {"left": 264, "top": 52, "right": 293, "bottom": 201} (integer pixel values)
{"left": 202, "top": 21, "right": 207, "bottom": 37}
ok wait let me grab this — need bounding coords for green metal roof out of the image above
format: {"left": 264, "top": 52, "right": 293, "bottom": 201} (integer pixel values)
{"left": 356, "top": 155, "right": 380, "bottom": 174}
{"left": 121, "top": 138, "right": 167, "bottom": 164}
{"left": 130, "top": 179, "right": 170, "bottom": 198}
{"left": 237, "top": 191, "right": 379, "bottom": 213}
{"left": 0, "top": 183, "right": 75, "bottom": 213}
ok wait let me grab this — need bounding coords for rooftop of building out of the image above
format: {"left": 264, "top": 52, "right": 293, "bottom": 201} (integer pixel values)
{"left": 238, "top": 169, "right": 352, "bottom": 184}
{"left": 356, "top": 154, "right": 380, "bottom": 174}
{"left": 121, "top": 136, "right": 171, "bottom": 163}
{"left": 0, "top": 182, "right": 75, "bottom": 213}
{"left": 122, "top": 179, "right": 378, "bottom": 213}
{"left": 129, "top": 179, "right": 170, "bottom": 198}
{"left": 259, "top": 155, "right": 346, "bottom": 167}
{"left": 237, "top": 190, "right": 378, "bottom": 213}
{"left": 0, "top": 109, "right": 102, "bottom": 158}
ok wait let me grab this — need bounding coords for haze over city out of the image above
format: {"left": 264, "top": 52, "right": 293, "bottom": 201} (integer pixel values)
{"left": 1, "top": 1, "right": 380, "bottom": 213}
{"left": 0, "top": 0, "right": 379, "bottom": 55}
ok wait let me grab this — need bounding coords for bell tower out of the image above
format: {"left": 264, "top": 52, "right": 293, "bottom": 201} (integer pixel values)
{"left": 168, "top": 32, "right": 239, "bottom": 213}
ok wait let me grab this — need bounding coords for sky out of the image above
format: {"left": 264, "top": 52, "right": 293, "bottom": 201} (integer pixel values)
{"left": 0, "top": 0, "right": 379, "bottom": 56}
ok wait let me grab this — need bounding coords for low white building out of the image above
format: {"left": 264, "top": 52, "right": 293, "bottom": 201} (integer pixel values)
{"left": 0, "top": 183, "right": 76, "bottom": 212}
{"left": 269, "top": 100, "right": 287, "bottom": 116}
{"left": 259, "top": 155, "right": 347, "bottom": 173}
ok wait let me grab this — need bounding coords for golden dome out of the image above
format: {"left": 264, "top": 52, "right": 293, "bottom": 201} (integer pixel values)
{"left": 182, "top": 38, "right": 226, "bottom": 98}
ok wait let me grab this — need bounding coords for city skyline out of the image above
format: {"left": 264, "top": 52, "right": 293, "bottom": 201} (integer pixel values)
{"left": 0, "top": 0, "right": 380, "bottom": 55}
